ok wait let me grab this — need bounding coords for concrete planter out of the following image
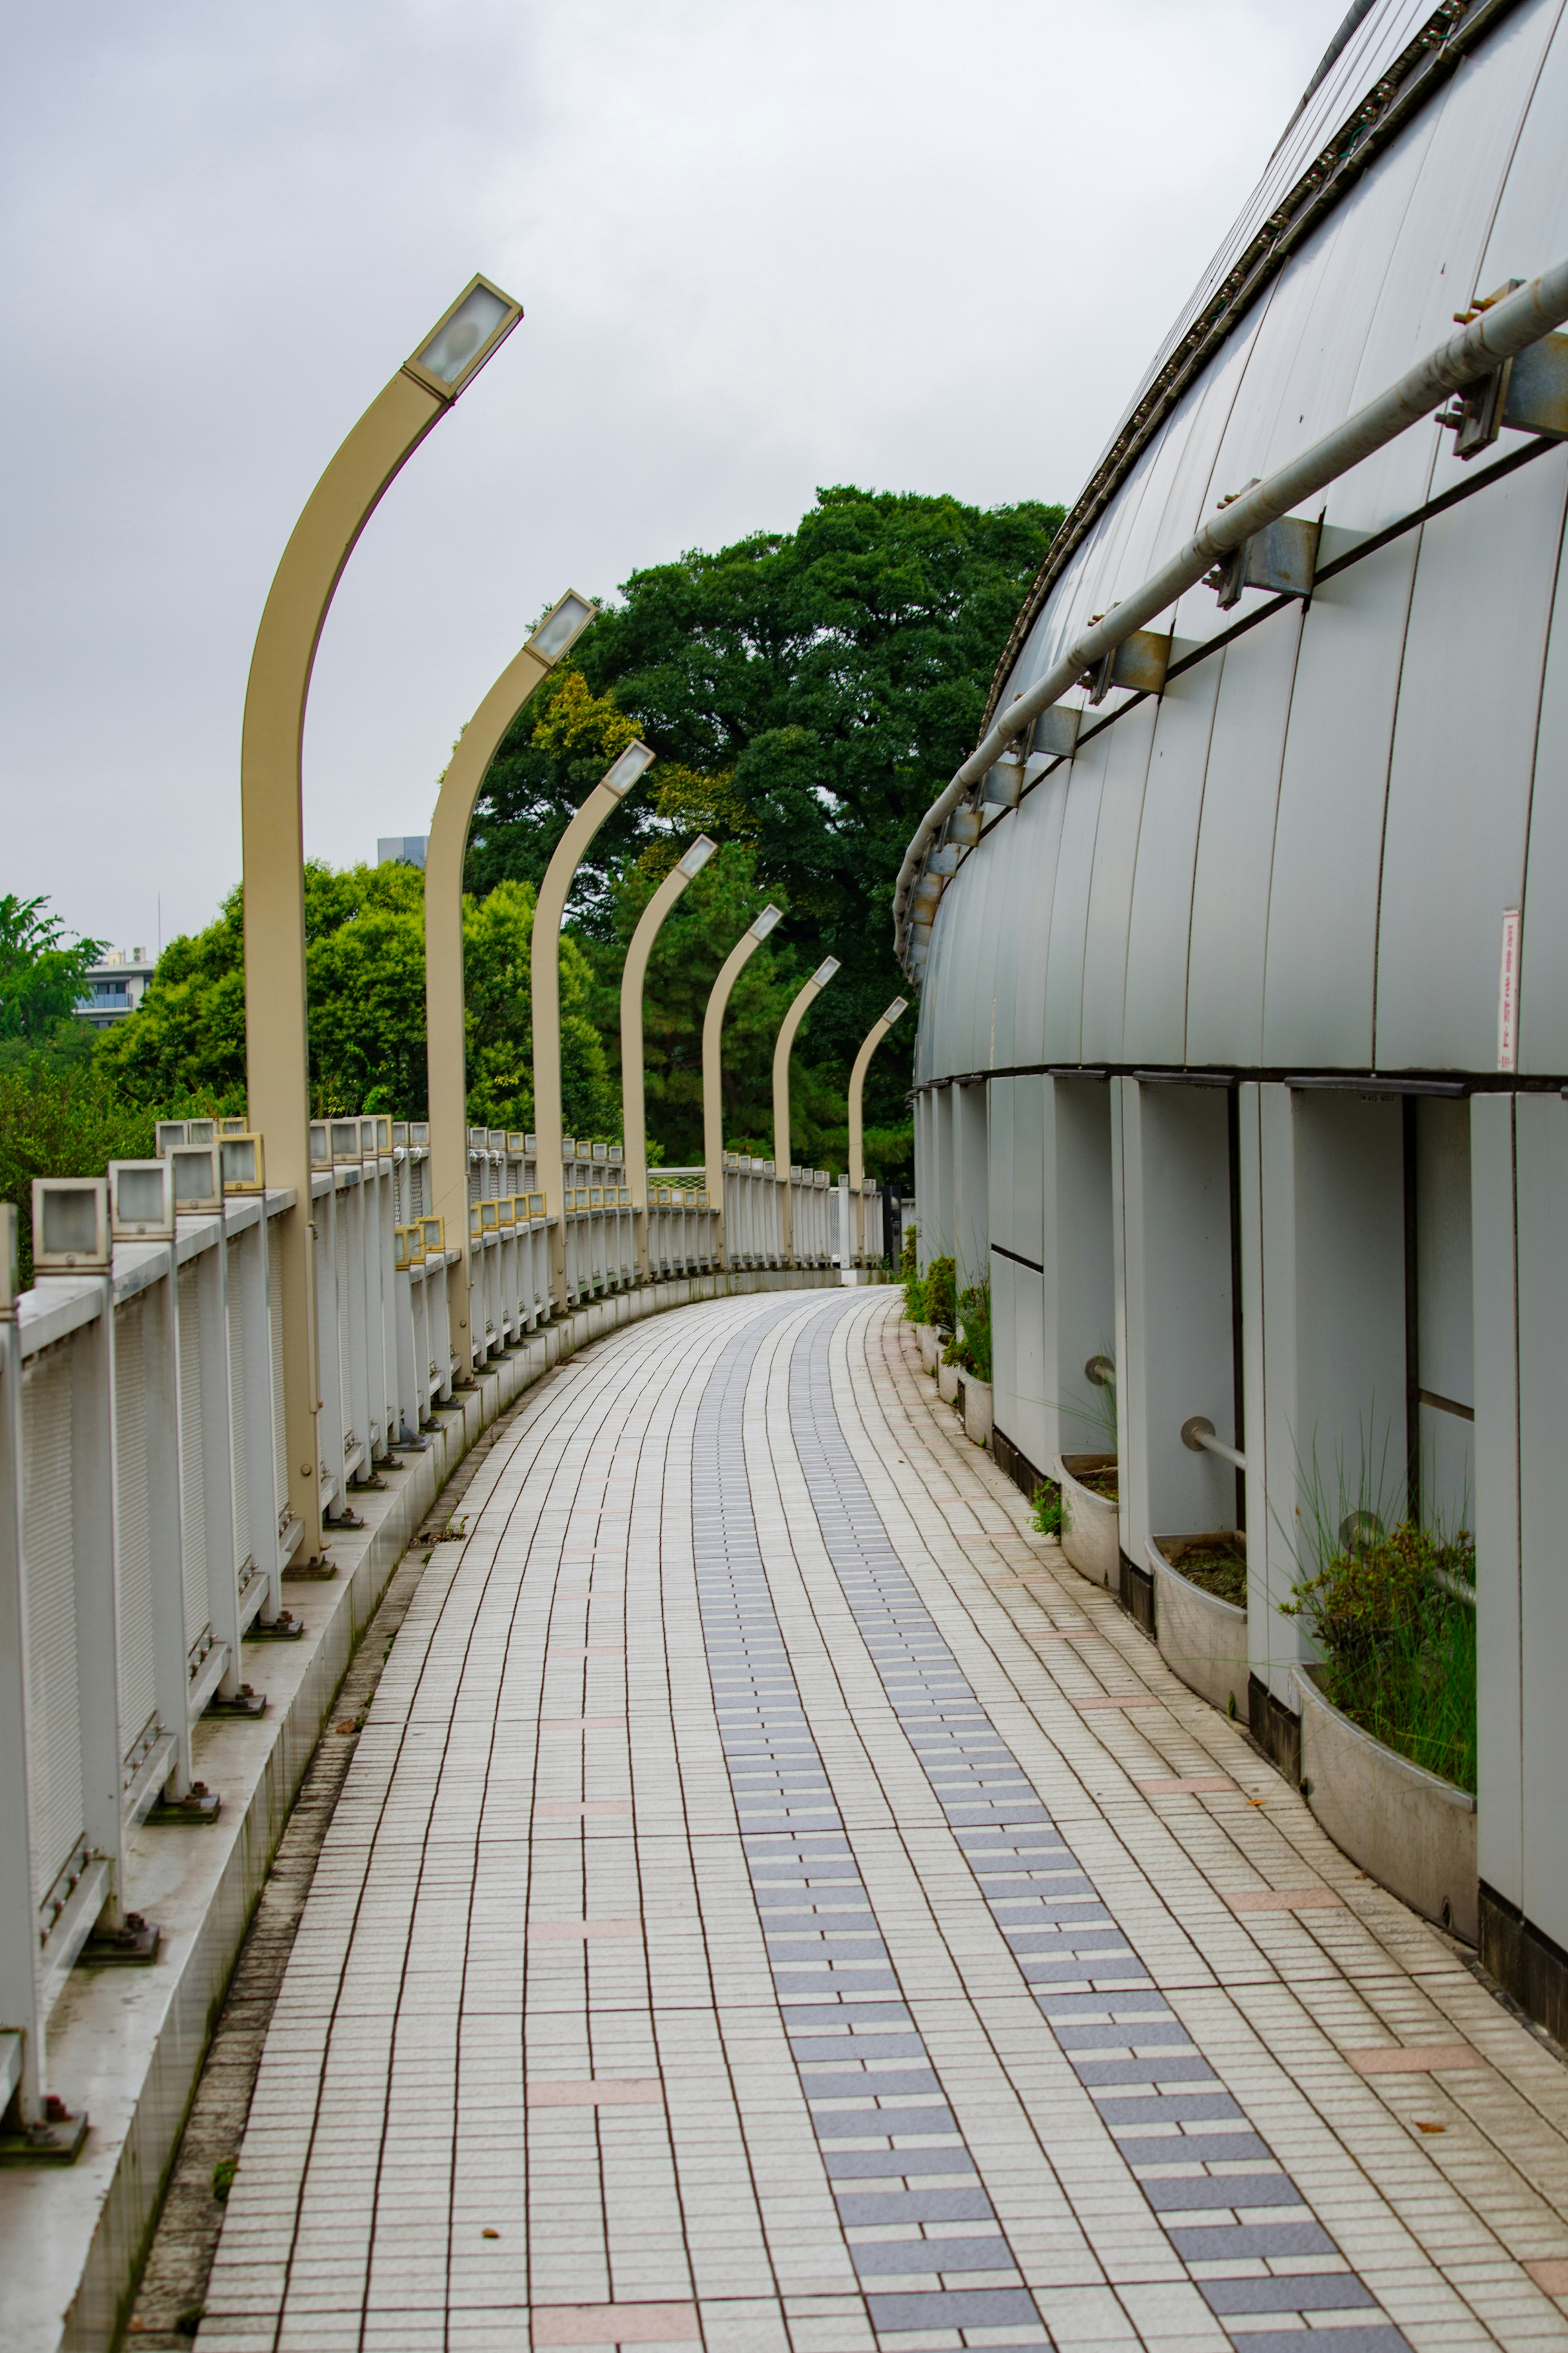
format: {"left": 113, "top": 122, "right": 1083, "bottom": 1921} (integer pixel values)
{"left": 1293, "top": 1667, "right": 1478, "bottom": 1943}
{"left": 918, "top": 1323, "right": 940, "bottom": 1373}
{"left": 937, "top": 1354, "right": 960, "bottom": 1404}
{"left": 1054, "top": 1454, "right": 1120, "bottom": 1591}
{"left": 1147, "top": 1534, "right": 1248, "bottom": 1717}
{"left": 960, "top": 1375, "right": 993, "bottom": 1446}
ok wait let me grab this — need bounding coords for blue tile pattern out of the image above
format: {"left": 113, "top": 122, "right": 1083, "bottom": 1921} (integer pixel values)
{"left": 694, "top": 1300, "right": 1050, "bottom": 2346}
{"left": 783, "top": 1296, "right": 1409, "bottom": 2353}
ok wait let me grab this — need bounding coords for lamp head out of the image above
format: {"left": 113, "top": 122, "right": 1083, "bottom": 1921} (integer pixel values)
{"left": 404, "top": 275, "right": 522, "bottom": 400}
{"left": 601, "top": 741, "right": 655, "bottom": 799}
{"left": 882, "top": 997, "right": 909, "bottom": 1025}
{"left": 678, "top": 835, "right": 717, "bottom": 878}
{"left": 528, "top": 590, "right": 598, "bottom": 665}
{"left": 750, "top": 905, "right": 783, "bottom": 942}
{"left": 811, "top": 958, "right": 841, "bottom": 988}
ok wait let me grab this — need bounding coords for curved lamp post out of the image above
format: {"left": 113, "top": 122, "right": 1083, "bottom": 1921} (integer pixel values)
{"left": 425, "top": 590, "right": 598, "bottom": 1381}
{"left": 532, "top": 743, "right": 656, "bottom": 1303}
{"left": 702, "top": 905, "right": 784, "bottom": 1262}
{"left": 242, "top": 274, "right": 521, "bottom": 1563}
{"left": 847, "top": 996, "right": 909, "bottom": 1260}
{"left": 773, "top": 959, "right": 840, "bottom": 1264}
{"left": 620, "top": 835, "right": 716, "bottom": 1278}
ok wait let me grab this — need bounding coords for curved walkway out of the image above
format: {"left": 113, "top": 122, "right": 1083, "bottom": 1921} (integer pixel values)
{"left": 198, "top": 1292, "right": 1568, "bottom": 2353}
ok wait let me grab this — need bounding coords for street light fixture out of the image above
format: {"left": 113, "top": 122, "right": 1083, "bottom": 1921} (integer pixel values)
{"left": 241, "top": 273, "right": 522, "bottom": 1552}
{"left": 773, "top": 959, "right": 840, "bottom": 1265}
{"left": 847, "top": 996, "right": 908, "bottom": 1260}
{"left": 620, "top": 836, "right": 716, "bottom": 1278}
{"left": 532, "top": 744, "right": 656, "bottom": 1305}
{"left": 701, "top": 905, "right": 784, "bottom": 1264}
{"left": 423, "top": 588, "right": 598, "bottom": 1381}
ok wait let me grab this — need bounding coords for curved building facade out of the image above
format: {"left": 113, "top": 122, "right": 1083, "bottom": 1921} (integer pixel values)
{"left": 909, "top": 0, "right": 1568, "bottom": 2024}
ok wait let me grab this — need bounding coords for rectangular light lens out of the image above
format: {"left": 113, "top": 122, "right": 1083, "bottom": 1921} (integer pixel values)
{"left": 416, "top": 283, "right": 511, "bottom": 386}
{"left": 882, "top": 997, "right": 909, "bottom": 1024}
{"left": 223, "top": 1135, "right": 263, "bottom": 1191}
{"left": 812, "top": 958, "right": 841, "bottom": 987}
{"left": 529, "top": 591, "right": 596, "bottom": 663}
{"left": 172, "top": 1146, "right": 223, "bottom": 1209}
{"left": 601, "top": 742, "right": 655, "bottom": 798}
{"left": 751, "top": 906, "right": 783, "bottom": 941}
{"left": 679, "top": 835, "right": 716, "bottom": 878}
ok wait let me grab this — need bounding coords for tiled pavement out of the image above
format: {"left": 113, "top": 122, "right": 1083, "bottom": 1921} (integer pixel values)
{"left": 199, "top": 1291, "right": 1568, "bottom": 2353}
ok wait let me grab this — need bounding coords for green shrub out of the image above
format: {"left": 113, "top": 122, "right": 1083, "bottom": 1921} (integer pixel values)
{"left": 899, "top": 1224, "right": 926, "bottom": 1323}
{"left": 924, "top": 1255, "right": 956, "bottom": 1332}
{"left": 943, "top": 1280, "right": 991, "bottom": 1382}
{"left": 1285, "top": 1519, "right": 1476, "bottom": 1792}
{"left": 1031, "top": 1481, "right": 1061, "bottom": 1538}
{"left": 0, "top": 1057, "right": 160, "bottom": 1288}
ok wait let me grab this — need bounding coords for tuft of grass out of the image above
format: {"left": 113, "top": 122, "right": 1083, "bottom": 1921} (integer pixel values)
{"left": 942, "top": 1281, "right": 991, "bottom": 1383}
{"left": 212, "top": 2157, "right": 237, "bottom": 2203}
{"left": 1031, "top": 1481, "right": 1062, "bottom": 1539}
{"left": 924, "top": 1255, "right": 956, "bottom": 1333}
{"left": 1285, "top": 1519, "right": 1476, "bottom": 1792}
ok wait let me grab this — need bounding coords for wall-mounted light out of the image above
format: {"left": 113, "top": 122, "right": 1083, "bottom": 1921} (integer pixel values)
{"left": 310, "top": 1123, "right": 333, "bottom": 1170}
{"left": 403, "top": 275, "right": 522, "bottom": 401}
{"left": 156, "top": 1120, "right": 188, "bottom": 1155}
{"left": 170, "top": 1144, "right": 224, "bottom": 1215}
{"left": 219, "top": 1117, "right": 248, "bottom": 1137}
{"left": 109, "top": 1160, "right": 177, "bottom": 1242}
{"left": 222, "top": 1134, "right": 266, "bottom": 1194}
{"left": 32, "top": 1179, "right": 110, "bottom": 1274}
{"left": 417, "top": 1216, "right": 445, "bottom": 1257}
{"left": 408, "top": 1121, "right": 430, "bottom": 1148}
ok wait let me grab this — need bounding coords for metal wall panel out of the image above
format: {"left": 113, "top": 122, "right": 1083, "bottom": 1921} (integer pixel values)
{"left": 988, "top": 1079, "right": 1014, "bottom": 1260}
{"left": 1080, "top": 700, "right": 1159, "bottom": 1065}
{"left": 1042, "top": 1079, "right": 1116, "bottom": 1460}
{"left": 1375, "top": 455, "right": 1568, "bottom": 1071}
{"left": 1185, "top": 607, "right": 1305, "bottom": 1067}
{"left": 990, "top": 1245, "right": 1019, "bottom": 1459}
{"left": 114, "top": 1296, "right": 156, "bottom": 1749}
{"left": 1261, "top": 542, "right": 1418, "bottom": 1068}
{"left": 1472, "top": 1093, "right": 1523, "bottom": 1906}
{"left": 1515, "top": 1092, "right": 1568, "bottom": 1947}
{"left": 1415, "top": 1097, "right": 1476, "bottom": 1533}
{"left": 1121, "top": 663, "right": 1221, "bottom": 1066}
{"left": 1520, "top": 506, "right": 1568, "bottom": 1073}
{"left": 1008, "top": 768, "right": 1069, "bottom": 1071}
{"left": 1040, "top": 740, "right": 1111, "bottom": 1066}
{"left": 20, "top": 1344, "right": 82, "bottom": 1904}
{"left": 954, "top": 1082, "right": 989, "bottom": 1289}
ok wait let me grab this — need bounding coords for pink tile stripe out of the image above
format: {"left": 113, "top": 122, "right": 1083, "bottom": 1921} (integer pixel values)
{"left": 1348, "top": 2044, "right": 1484, "bottom": 2074}
{"left": 530, "top": 1918, "right": 641, "bottom": 1941}
{"left": 1138, "top": 1775, "right": 1237, "bottom": 1794}
{"left": 530, "top": 2303, "right": 698, "bottom": 2344}
{"left": 1526, "top": 2259, "right": 1568, "bottom": 2295}
{"left": 525, "top": 2080, "right": 663, "bottom": 2107}
{"left": 1226, "top": 1887, "right": 1343, "bottom": 1911}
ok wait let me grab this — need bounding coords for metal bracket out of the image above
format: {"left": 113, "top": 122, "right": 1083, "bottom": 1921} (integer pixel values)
{"left": 0, "top": 2099, "right": 89, "bottom": 2167}
{"left": 1206, "top": 516, "right": 1322, "bottom": 611}
{"left": 146, "top": 1783, "right": 222, "bottom": 1826}
{"left": 78, "top": 1911, "right": 162, "bottom": 1967}
{"left": 207, "top": 1682, "right": 267, "bottom": 1720}
{"left": 246, "top": 1609, "right": 307, "bottom": 1639}
{"left": 1439, "top": 328, "right": 1568, "bottom": 456}
{"left": 1085, "top": 628, "right": 1178, "bottom": 703}
{"left": 1030, "top": 704, "right": 1083, "bottom": 757}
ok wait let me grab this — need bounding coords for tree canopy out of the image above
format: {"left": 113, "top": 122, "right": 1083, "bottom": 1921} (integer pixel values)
{"left": 0, "top": 894, "right": 104, "bottom": 1057}
{"left": 467, "top": 484, "right": 1064, "bottom": 1176}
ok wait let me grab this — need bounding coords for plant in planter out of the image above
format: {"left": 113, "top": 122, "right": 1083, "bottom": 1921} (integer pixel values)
{"left": 924, "top": 1254, "right": 956, "bottom": 1335}
{"left": 1284, "top": 1518, "right": 1476, "bottom": 1793}
{"left": 900, "top": 1227, "right": 925, "bottom": 1324}
{"left": 1160, "top": 1531, "right": 1245, "bottom": 1608}
{"left": 1031, "top": 1480, "right": 1062, "bottom": 1538}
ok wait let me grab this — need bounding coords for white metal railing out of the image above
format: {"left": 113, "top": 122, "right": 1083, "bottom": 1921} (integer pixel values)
{"left": 0, "top": 1102, "right": 886, "bottom": 2131}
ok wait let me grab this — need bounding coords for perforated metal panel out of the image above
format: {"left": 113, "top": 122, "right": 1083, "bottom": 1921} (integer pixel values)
{"left": 226, "top": 1240, "right": 251, "bottom": 1568}
{"left": 177, "top": 1262, "right": 209, "bottom": 1650}
{"left": 114, "top": 1295, "right": 156, "bottom": 1752}
{"left": 268, "top": 1239, "right": 287, "bottom": 1523}
{"left": 21, "top": 1342, "right": 84, "bottom": 1905}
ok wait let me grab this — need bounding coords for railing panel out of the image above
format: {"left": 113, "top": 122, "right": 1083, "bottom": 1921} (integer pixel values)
{"left": 176, "top": 1263, "right": 210, "bottom": 1655}
{"left": 112, "top": 1295, "right": 157, "bottom": 1760}
{"left": 20, "top": 1340, "right": 83, "bottom": 1907}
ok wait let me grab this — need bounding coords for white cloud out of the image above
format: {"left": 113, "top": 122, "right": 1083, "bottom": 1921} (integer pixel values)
{"left": 0, "top": 0, "right": 1345, "bottom": 946}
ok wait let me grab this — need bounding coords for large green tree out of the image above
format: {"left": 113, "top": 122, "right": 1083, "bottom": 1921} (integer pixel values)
{"left": 466, "top": 485, "right": 1062, "bottom": 1180}
{"left": 0, "top": 894, "right": 105, "bottom": 1066}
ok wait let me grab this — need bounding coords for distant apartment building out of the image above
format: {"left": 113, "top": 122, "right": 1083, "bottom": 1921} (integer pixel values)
{"left": 377, "top": 835, "right": 428, "bottom": 869}
{"left": 75, "top": 947, "right": 156, "bottom": 1029}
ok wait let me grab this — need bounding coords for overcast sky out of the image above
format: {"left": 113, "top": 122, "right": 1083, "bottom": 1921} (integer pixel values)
{"left": 1, "top": 0, "right": 1348, "bottom": 953}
